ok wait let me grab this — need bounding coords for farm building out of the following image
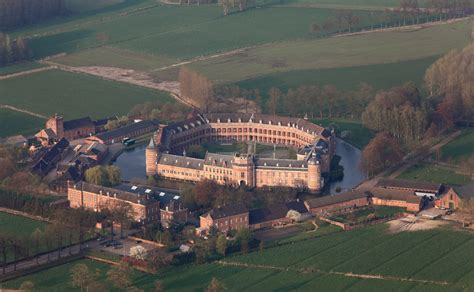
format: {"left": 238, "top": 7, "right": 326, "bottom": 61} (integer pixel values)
{"left": 368, "top": 187, "right": 424, "bottom": 212}
{"left": 86, "top": 120, "right": 160, "bottom": 145}
{"left": 31, "top": 138, "right": 70, "bottom": 177}
{"left": 304, "top": 190, "right": 370, "bottom": 215}
{"left": 114, "top": 184, "right": 188, "bottom": 228}
{"left": 249, "top": 200, "right": 311, "bottom": 230}
{"left": 436, "top": 183, "right": 474, "bottom": 210}
{"left": 198, "top": 204, "right": 249, "bottom": 234}
{"left": 375, "top": 178, "right": 442, "bottom": 198}
{"left": 68, "top": 181, "right": 161, "bottom": 224}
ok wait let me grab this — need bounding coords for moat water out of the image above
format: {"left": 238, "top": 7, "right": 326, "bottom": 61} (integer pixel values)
{"left": 113, "top": 138, "right": 366, "bottom": 194}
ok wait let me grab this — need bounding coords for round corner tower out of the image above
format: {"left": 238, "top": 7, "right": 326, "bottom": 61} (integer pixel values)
{"left": 307, "top": 154, "right": 322, "bottom": 193}
{"left": 146, "top": 137, "right": 159, "bottom": 176}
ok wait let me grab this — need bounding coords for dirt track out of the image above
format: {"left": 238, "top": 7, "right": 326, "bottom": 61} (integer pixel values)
{"left": 0, "top": 104, "right": 48, "bottom": 119}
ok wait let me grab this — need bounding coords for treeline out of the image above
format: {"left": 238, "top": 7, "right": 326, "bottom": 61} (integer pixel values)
{"left": 362, "top": 82, "right": 427, "bottom": 143}
{"left": 0, "top": 33, "right": 30, "bottom": 66}
{"left": 425, "top": 44, "right": 474, "bottom": 127}
{"left": 220, "top": 0, "right": 256, "bottom": 16}
{"left": 0, "top": 0, "right": 67, "bottom": 30}
{"left": 179, "top": 67, "right": 214, "bottom": 112}
{"left": 128, "top": 100, "right": 190, "bottom": 122}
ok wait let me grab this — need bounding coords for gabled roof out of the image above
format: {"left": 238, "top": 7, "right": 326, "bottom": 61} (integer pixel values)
{"left": 64, "top": 117, "right": 94, "bottom": 131}
{"left": 95, "top": 120, "right": 160, "bottom": 141}
{"left": 72, "top": 182, "right": 159, "bottom": 205}
{"left": 453, "top": 183, "right": 474, "bottom": 200}
{"left": 158, "top": 153, "right": 204, "bottom": 170}
{"left": 249, "top": 201, "right": 308, "bottom": 225}
{"left": 367, "top": 187, "right": 422, "bottom": 204}
{"left": 204, "top": 153, "right": 234, "bottom": 168}
{"left": 204, "top": 204, "right": 248, "bottom": 220}
{"left": 375, "top": 178, "right": 442, "bottom": 193}
{"left": 305, "top": 190, "right": 369, "bottom": 209}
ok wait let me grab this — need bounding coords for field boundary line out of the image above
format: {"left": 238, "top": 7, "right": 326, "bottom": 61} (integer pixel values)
{"left": 0, "top": 66, "right": 56, "bottom": 80}
{"left": 217, "top": 260, "right": 450, "bottom": 286}
{"left": 0, "top": 104, "right": 48, "bottom": 119}
{"left": 0, "top": 207, "right": 52, "bottom": 223}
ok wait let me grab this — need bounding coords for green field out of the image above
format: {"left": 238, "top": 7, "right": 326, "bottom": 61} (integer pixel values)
{"left": 5, "top": 225, "right": 474, "bottom": 291}
{"left": 191, "top": 20, "right": 470, "bottom": 84}
{"left": 440, "top": 129, "right": 474, "bottom": 164}
{"left": 0, "top": 212, "right": 48, "bottom": 238}
{"left": 0, "top": 62, "right": 47, "bottom": 76}
{"left": 0, "top": 69, "right": 174, "bottom": 120}
{"left": 280, "top": 0, "right": 443, "bottom": 10}
{"left": 397, "top": 162, "right": 473, "bottom": 185}
{"left": 237, "top": 56, "right": 437, "bottom": 97}
{"left": 0, "top": 109, "right": 45, "bottom": 138}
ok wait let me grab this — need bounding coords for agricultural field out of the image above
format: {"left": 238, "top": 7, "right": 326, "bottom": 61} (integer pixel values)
{"left": 0, "top": 69, "right": 174, "bottom": 120}
{"left": 0, "top": 212, "right": 47, "bottom": 238}
{"left": 4, "top": 225, "right": 474, "bottom": 291}
{"left": 236, "top": 56, "right": 438, "bottom": 97}
{"left": 397, "top": 162, "right": 473, "bottom": 185}
{"left": 440, "top": 129, "right": 474, "bottom": 164}
{"left": 191, "top": 20, "right": 470, "bottom": 84}
{"left": 0, "top": 109, "right": 45, "bottom": 138}
{"left": 0, "top": 62, "right": 46, "bottom": 76}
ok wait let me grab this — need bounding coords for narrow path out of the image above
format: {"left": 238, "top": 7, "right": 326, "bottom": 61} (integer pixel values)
{"left": 216, "top": 261, "right": 450, "bottom": 286}
{"left": 0, "top": 104, "right": 48, "bottom": 119}
{"left": 0, "top": 66, "right": 55, "bottom": 80}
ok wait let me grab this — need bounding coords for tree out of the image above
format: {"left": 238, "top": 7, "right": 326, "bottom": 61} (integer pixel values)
{"left": 71, "top": 264, "right": 95, "bottom": 292}
{"left": 155, "top": 280, "right": 164, "bottom": 292}
{"left": 236, "top": 228, "right": 252, "bottom": 254}
{"left": 267, "top": 87, "right": 282, "bottom": 115}
{"left": 85, "top": 166, "right": 122, "bottom": 187}
{"left": 424, "top": 44, "right": 474, "bottom": 122}
{"left": 216, "top": 234, "right": 227, "bottom": 257}
{"left": 107, "top": 263, "right": 133, "bottom": 289}
{"left": 111, "top": 201, "right": 136, "bottom": 238}
{"left": 206, "top": 277, "right": 226, "bottom": 292}
{"left": 30, "top": 228, "right": 43, "bottom": 264}
{"left": 105, "top": 116, "right": 129, "bottom": 131}
{"left": 19, "top": 281, "right": 35, "bottom": 292}
{"left": 360, "top": 132, "right": 404, "bottom": 176}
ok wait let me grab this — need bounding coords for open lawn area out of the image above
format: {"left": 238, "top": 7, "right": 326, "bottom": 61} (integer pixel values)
{"left": 5, "top": 225, "right": 473, "bottom": 291}
{"left": 440, "top": 129, "right": 474, "bottom": 164}
{"left": 0, "top": 212, "right": 47, "bottom": 238}
{"left": 312, "top": 118, "right": 373, "bottom": 148}
{"left": 191, "top": 20, "right": 470, "bottom": 84}
{"left": 0, "top": 109, "right": 45, "bottom": 138}
{"left": 397, "top": 162, "right": 473, "bottom": 185}
{"left": 0, "top": 69, "right": 174, "bottom": 120}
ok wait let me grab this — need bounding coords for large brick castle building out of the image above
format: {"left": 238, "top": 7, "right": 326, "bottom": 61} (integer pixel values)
{"left": 146, "top": 113, "right": 336, "bottom": 193}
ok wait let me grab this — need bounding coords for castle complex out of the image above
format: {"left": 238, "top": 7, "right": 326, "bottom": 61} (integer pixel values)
{"left": 146, "top": 113, "right": 336, "bottom": 193}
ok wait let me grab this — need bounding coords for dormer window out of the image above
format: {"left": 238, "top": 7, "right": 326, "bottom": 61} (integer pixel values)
{"left": 217, "top": 118, "right": 221, "bottom": 123}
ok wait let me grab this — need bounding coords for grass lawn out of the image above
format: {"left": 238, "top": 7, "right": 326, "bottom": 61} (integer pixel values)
{"left": 5, "top": 225, "right": 474, "bottom": 291}
{"left": 236, "top": 56, "right": 437, "bottom": 96}
{"left": 312, "top": 118, "right": 373, "bottom": 148}
{"left": 329, "top": 206, "right": 405, "bottom": 224}
{"left": 397, "top": 162, "right": 473, "bottom": 185}
{"left": 192, "top": 20, "right": 470, "bottom": 84}
{"left": 0, "top": 108, "right": 45, "bottom": 138}
{"left": 0, "top": 62, "right": 47, "bottom": 76}
{"left": 440, "top": 129, "right": 474, "bottom": 164}
{"left": 0, "top": 212, "right": 48, "bottom": 238}
{"left": 0, "top": 69, "right": 174, "bottom": 120}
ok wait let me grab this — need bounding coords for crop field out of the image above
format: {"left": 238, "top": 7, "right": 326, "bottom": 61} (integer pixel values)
{"left": 0, "top": 62, "right": 47, "bottom": 76}
{"left": 440, "top": 129, "right": 474, "bottom": 164}
{"left": 280, "top": 0, "right": 440, "bottom": 10}
{"left": 236, "top": 56, "right": 437, "bottom": 97}
{"left": 0, "top": 69, "right": 174, "bottom": 120}
{"left": 397, "top": 162, "right": 472, "bottom": 185}
{"left": 191, "top": 20, "right": 470, "bottom": 84}
{"left": 0, "top": 212, "right": 47, "bottom": 238}
{"left": 0, "top": 109, "right": 45, "bottom": 138}
{"left": 4, "top": 225, "right": 474, "bottom": 291}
